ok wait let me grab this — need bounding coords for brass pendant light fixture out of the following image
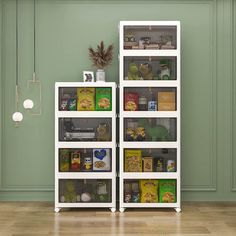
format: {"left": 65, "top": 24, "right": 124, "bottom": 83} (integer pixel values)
{"left": 12, "top": 0, "right": 23, "bottom": 127}
{"left": 23, "top": 0, "right": 42, "bottom": 115}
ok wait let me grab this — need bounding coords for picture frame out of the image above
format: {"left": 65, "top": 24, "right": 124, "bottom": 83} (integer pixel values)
{"left": 83, "top": 71, "right": 94, "bottom": 82}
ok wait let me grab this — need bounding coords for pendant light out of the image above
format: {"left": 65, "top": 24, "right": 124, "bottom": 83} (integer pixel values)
{"left": 23, "top": 0, "right": 41, "bottom": 115}
{"left": 12, "top": 0, "right": 23, "bottom": 127}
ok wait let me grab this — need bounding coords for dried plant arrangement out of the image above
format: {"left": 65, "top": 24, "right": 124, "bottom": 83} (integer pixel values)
{"left": 88, "top": 41, "right": 114, "bottom": 69}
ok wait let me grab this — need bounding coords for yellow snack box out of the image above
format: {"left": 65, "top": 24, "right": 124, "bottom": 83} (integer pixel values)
{"left": 77, "top": 87, "right": 95, "bottom": 111}
{"left": 140, "top": 179, "right": 158, "bottom": 203}
{"left": 125, "top": 150, "right": 142, "bottom": 172}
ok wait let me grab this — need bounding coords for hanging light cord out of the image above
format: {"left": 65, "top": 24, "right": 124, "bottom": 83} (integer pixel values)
{"left": 15, "top": 0, "right": 19, "bottom": 111}
{"left": 32, "top": 0, "right": 36, "bottom": 81}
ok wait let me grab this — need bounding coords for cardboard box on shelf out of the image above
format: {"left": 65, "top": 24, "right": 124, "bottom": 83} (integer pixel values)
{"left": 158, "top": 102, "right": 176, "bottom": 111}
{"left": 158, "top": 92, "right": 175, "bottom": 103}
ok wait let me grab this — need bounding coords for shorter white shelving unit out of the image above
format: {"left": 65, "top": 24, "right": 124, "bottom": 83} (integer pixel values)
{"left": 55, "top": 82, "right": 116, "bottom": 212}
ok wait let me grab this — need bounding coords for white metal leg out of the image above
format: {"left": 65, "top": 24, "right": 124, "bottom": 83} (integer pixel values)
{"left": 110, "top": 207, "right": 116, "bottom": 213}
{"left": 175, "top": 207, "right": 181, "bottom": 213}
{"left": 54, "top": 207, "right": 61, "bottom": 213}
{"left": 119, "top": 207, "right": 125, "bottom": 213}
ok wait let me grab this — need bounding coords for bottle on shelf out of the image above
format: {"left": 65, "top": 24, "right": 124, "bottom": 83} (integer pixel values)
{"left": 138, "top": 93, "right": 148, "bottom": 111}
{"left": 148, "top": 88, "right": 157, "bottom": 111}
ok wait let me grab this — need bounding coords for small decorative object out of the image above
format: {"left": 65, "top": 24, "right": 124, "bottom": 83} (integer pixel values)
{"left": 135, "top": 127, "right": 146, "bottom": 141}
{"left": 96, "top": 123, "right": 110, "bottom": 141}
{"left": 83, "top": 71, "right": 94, "bottom": 82}
{"left": 158, "top": 59, "right": 171, "bottom": 80}
{"left": 139, "top": 36, "right": 151, "bottom": 48}
{"left": 95, "top": 87, "right": 112, "bottom": 111}
{"left": 64, "top": 180, "right": 77, "bottom": 203}
{"left": 82, "top": 156, "right": 92, "bottom": 171}
{"left": 167, "top": 159, "right": 176, "bottom": 172}
{"left": 156, "top": 157, "right": 165, "bottom": 172}
{"left": 127, "top": 63, "right": 141, "bottom": 80}
{"left": 88, "top": 41, "right": 113, "bottom": 82}
{"left": 124, "top": 92, "right": 139, "bottom": 111}
{"left": 160, "top": 35, "right": 175, "bottom": 49}
{"left": 124, "top": 31, "right": 137, "bottom": 49}
{"left": 93, "top": 149, "right": 111, "bottom": 171}
{"left": 81, "top": 192, "right": 92, "bottom": 202}
{"left": 139, "top": 63, "right": 153, "bottom": 80}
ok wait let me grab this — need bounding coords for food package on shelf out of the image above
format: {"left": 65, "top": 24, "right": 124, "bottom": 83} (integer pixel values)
{"left": 93, "top": 149, "right": 111, "bottom": 171}
{"left": 77, "top": 87, "right": 95, "bottom": 111}
{"left": 159, "top": 179, "right": 176, "bottom": 203}
{"left": 125, "top": 150, "right": 142, "bottom": 172}
{"left": 140, "top": 179, "right": 158, "bottom": 203}
{"left": 95, "top": 87, "right": 112, "bottom": 111}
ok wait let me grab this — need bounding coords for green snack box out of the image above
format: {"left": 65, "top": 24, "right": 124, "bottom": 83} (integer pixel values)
{"left": 95, "top": 87, "right": 112, "bottom": 111}
{"left": 159, "top": 179, "right": 176, "bottom": 203}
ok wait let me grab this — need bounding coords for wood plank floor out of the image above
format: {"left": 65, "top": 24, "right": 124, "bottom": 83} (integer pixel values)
{"left": 0, "top": 202, "right": 236, "bottom": 236}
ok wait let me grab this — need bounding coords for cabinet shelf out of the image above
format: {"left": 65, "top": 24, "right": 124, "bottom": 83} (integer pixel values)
{"left": 120, "top": 80, "right": 179, "bottom": 87}
{"left": 122, "top": 172, "right": 178, "bottom": 179}
{"left": 58, "top": 172, "right": 114, "bottom": 179}
{"left": 121, "top": 141, "right": 178, "bottom": 149}
{"left": 122, "top": 111, "right": 178, "bottom": 118}
{"left": 57, "top": 142, "right": 114, "bottom": 149}
{"left": 122, "top": 50, "right": 178, "bottom": 57}
{"left": 57, "top": 111, "right": 115, "bottom": 118}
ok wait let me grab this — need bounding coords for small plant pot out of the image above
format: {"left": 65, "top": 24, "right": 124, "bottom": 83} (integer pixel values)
{"left": 96, "top": 69, "right": 105, "bottom": 82}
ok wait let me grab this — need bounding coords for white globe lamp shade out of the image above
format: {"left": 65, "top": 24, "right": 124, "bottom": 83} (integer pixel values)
{"left": 12, "top": 112, "right": 23, "bottom": 127}
{"left": 23, "top": 99, "right": 34, "bottom": 110}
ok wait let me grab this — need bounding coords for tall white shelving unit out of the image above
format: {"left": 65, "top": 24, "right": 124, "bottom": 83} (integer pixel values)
{"left": 119, "top": 21, "right": 181, "bottom": 212}
{"left": 55, "top": 82, "right": 116, "bottom": 212}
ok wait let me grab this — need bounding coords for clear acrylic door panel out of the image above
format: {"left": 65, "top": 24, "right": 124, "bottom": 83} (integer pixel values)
{"left": 124, "top": 87, "right": 176, "bottom": 111}
{"left": 123, "top": 25, "right": 177, "bottom": 50}
{"left": 59, "top": 179, "right": 112, "bottom": 203}
{"left": 124, "top": 118, "right": 177, "bottom": 142}
{"left": 58, "top": 87, "right": 112, "bottom": 111}
{"left": 124, "top": 148, "right": 177, "bottom": 173}
{"left": 59, "top": 148, "right": 112, "bottom": 172}
{"left": 59, "top": 118, "right": 112, "bottom": 142}
{"left": 123, "top": 179, "right": 177, "bottom": 203}
{"left": 124, "top": 56, "right": 177, "bottom": 81}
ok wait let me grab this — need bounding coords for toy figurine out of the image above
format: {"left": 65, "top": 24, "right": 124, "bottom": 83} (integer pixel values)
{"left": 139, "top": 63, "right": 153, "bottom": 80}
{"left": 83, "top": 157, "right": 92, "bottom": 171}
{"left": 158, "top": 59, "right": 171, "bottom": 80}
{"left": 96, "top": 123, "right": 110, "bottom": 141}
{"left": 128, "top": 63, "right": 141, "bottom": 80}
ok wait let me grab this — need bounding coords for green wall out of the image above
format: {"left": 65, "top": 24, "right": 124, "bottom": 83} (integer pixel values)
{"left": 0, "top": 0, "right": 235, "bottom": 201}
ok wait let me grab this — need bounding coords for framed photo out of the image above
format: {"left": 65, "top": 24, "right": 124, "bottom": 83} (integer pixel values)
{"left": 83, "top": 71, "right": 94, "bottom": 82}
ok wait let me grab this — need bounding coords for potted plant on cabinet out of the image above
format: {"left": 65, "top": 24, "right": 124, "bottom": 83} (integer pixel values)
{"left": 88, "top": 41, "right": 113, "bottom": 82}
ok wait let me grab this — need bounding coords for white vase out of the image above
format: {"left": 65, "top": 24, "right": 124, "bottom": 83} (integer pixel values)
{"left": 96, "top": 69, "right": 105, "bottom": 82}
